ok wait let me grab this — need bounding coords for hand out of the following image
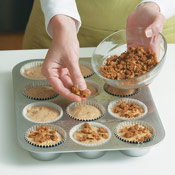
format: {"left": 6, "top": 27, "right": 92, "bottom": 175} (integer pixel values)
{"left": 42, "top": 15, "right": 88, "bottom": 102}
{"left": 127, "top": 2, "right": 166, "bottom": 56}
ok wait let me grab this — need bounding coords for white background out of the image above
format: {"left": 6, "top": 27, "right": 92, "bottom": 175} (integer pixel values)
{"left": 0, "top": 47, "right": 174, "bottom": 175}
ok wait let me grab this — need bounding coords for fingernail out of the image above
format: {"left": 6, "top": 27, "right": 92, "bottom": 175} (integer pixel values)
{"left": 77, "top": 82, "right": 87, "bottom": 90}
{"left": 146, "top": 29, "right": 152, "bottom": 38}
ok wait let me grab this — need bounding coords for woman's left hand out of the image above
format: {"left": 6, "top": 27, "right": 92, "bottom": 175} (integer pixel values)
{"left": 127, "top": 2, "right": 166, "bottom": 56}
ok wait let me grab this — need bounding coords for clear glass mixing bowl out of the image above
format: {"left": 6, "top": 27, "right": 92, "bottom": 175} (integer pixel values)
{"left": 91, "top": 27, "right": 167, "bottom": 90}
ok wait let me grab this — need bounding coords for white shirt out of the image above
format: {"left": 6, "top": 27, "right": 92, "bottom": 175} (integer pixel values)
{"left": 40, "top": 0, "right": 175, "bottom": 37}
{"left": 40, "top": 0, "right": 81, "bottom": 37}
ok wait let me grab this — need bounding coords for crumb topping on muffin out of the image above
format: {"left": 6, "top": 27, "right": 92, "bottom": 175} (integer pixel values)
{"left": 117, "top": 124, "right": 153, "bottom": 143}
{"left": 73, "top": 123, "right": 109, "bottom": 144}
{"left": 26, "top": 125, "right": 63, "bottom": 146}
{"left": 112, "top": 100, "right": 144, "bottom": 118}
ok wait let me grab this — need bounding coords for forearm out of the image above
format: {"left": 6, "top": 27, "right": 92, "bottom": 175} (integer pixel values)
{"left": 40, "top": 0, "right": 81, "bottom": 37}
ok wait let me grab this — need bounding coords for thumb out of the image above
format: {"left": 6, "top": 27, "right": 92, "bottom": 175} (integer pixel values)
{"left": 67, "top": 61, "right": 87, "bottom": 90}
{"left": 145, "top": 14, "right": 165, "bottom": 38}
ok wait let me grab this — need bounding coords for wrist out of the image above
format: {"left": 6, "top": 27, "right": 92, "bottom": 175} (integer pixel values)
{"left": 50, "top": 14, "right": 76, "bottom": 37}
{"left": 137, "top": 2, "right": 160, "bottom": 12}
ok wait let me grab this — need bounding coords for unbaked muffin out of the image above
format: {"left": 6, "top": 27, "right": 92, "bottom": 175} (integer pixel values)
{"left": 79, "top": 60, "right": 94, "bottom": 78}
{"left": 21, "top": 61, "right": 45, "bottom": 80}
{"left": 115, "top": 121, "right": 154, "bottom": 144}
{"left": 66, "top": 101, "right": 105, "bottom": 121}
{"left": 70, "top": 122, "right": 111, "bottom": 146}
{"left": 25, "top": 125, "right": 66, "bottom": 147}
{"left": 23, "top": 83, "right": 58, "bottom": 100}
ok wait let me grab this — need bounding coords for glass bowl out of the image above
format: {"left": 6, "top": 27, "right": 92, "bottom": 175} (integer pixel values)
{"left": 91, "top": 27, "right": 167, "bottom": 90}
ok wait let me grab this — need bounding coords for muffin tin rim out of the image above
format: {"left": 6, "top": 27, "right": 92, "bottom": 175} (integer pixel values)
{"left": 12, "top": 58, "right": 165, "bottom": 155}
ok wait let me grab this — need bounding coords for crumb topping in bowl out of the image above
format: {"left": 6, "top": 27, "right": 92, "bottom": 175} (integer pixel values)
{"left": 100, "top": 46, "right": 158, "bottom": 80}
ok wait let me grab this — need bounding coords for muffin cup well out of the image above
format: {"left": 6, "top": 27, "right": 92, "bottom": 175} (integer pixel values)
{"left": 25, "top": 124, "right": 66, "bottom": 148}
{"left": 115, "top": 121, "right": 154, "bottom": 144}
{"left": 103, "top": 83, "right": 139, "bottom": 97}
{"left": 79, "top": 60, "right": 95, "bottom": 78}
{"left": 20, "top": 61, "right": 46, "bottom": 80}
{"left": 22, "top": 101, "right": 63, "bottom": 124}
{"left": 86, "top": 80, "right": 101, "bottom": 98}
{"left": 69, "top": 122, "right": 111, "bottom": 147}
{"left": 108, "top": 98, "right": 148, "bottom": 120}
{"left": 22, "top": 81, "right": 58, "bottom": 100}
{"left": 66, "top": 100, "right": 105, "bottom": 122}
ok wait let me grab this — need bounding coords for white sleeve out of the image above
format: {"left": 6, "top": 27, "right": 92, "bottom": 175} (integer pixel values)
{"left": 139, "top": 0, "right": 175, "bottom": 19}
{"left": 40, "top": 0, "right": 81, "bottom": 37}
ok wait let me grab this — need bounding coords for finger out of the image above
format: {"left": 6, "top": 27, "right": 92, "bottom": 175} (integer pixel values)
{"left": 149, "top": 34, "right": 161, "bottom": 57}
{"left": 145, "top": 14, "right": 165, "bottom": 38}
{"left": 59, "top": 68, "right": 74, "bottom": 88}
{"left": 47, "top": 76, "right": 82, "bottom": 102}
{"left": 67, "top": 60, "right": 87, "bottom": 90}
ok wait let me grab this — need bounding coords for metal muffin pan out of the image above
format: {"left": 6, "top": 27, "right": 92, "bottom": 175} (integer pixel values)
{"left": 12, "top": 58, "right": 165, "bottom": 160}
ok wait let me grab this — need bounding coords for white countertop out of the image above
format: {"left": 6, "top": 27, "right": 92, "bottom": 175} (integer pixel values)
{"left": 0, "top": 46, "right": 174, "bottom": 175}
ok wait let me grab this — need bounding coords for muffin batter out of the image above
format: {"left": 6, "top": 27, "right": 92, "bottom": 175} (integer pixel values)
{"left": 87, "top": 83, "right": 98, "bottom": 96}
{"left": 24, "top": 64, "right": 45, "bottom": 79}
{"left": 69, "top": 104, "right": 102, "bottom": 120}
{"left": 24, "top": 85, "right": 57, "bottom": 99}
{"left": 26, "top": 105, "right": 60, "bottom": 122}
{"left": 80, "top": 65, "right": 93, "bottom": 77}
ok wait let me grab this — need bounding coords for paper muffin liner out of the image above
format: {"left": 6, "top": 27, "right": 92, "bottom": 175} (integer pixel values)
{"left": 85, "top": 80, "right": 101, "bottom": 98}
{"left": 66, "top": 100, "right": 105, "bottom": 122}
{"left": 114, "top": 120, "right": 154, "bottom": 144}
{"left": 24, "top": 124, "right": 66, "bottom": 148}
{"left": 79, "top": 60, "right": 95, "bottom": 78}
{"left": 69, "top": 122, "right": 111, "bottom": 147}
{"left": 22, "top": 81, "right": 58, "bottom": 100}
{"left": 108, "top": 98, "right": 148, "bottom": 121}
{"left": 22, "top": 101, "right": 63, "bottom": 124}
{"left": 103, "top": 83, "right": 139, "bottom": 97}
{"left": 20, "top": 61, "right": 46, "bottom": 80}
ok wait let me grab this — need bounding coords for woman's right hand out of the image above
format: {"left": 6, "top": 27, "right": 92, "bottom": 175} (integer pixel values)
{"left": 42, "top": 15, "right": 87, "bottom": 102}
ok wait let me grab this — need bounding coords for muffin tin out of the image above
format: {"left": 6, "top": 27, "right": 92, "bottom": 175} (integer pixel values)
{"left": 12, "top": 58, "right": 165, "bottom": 160}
